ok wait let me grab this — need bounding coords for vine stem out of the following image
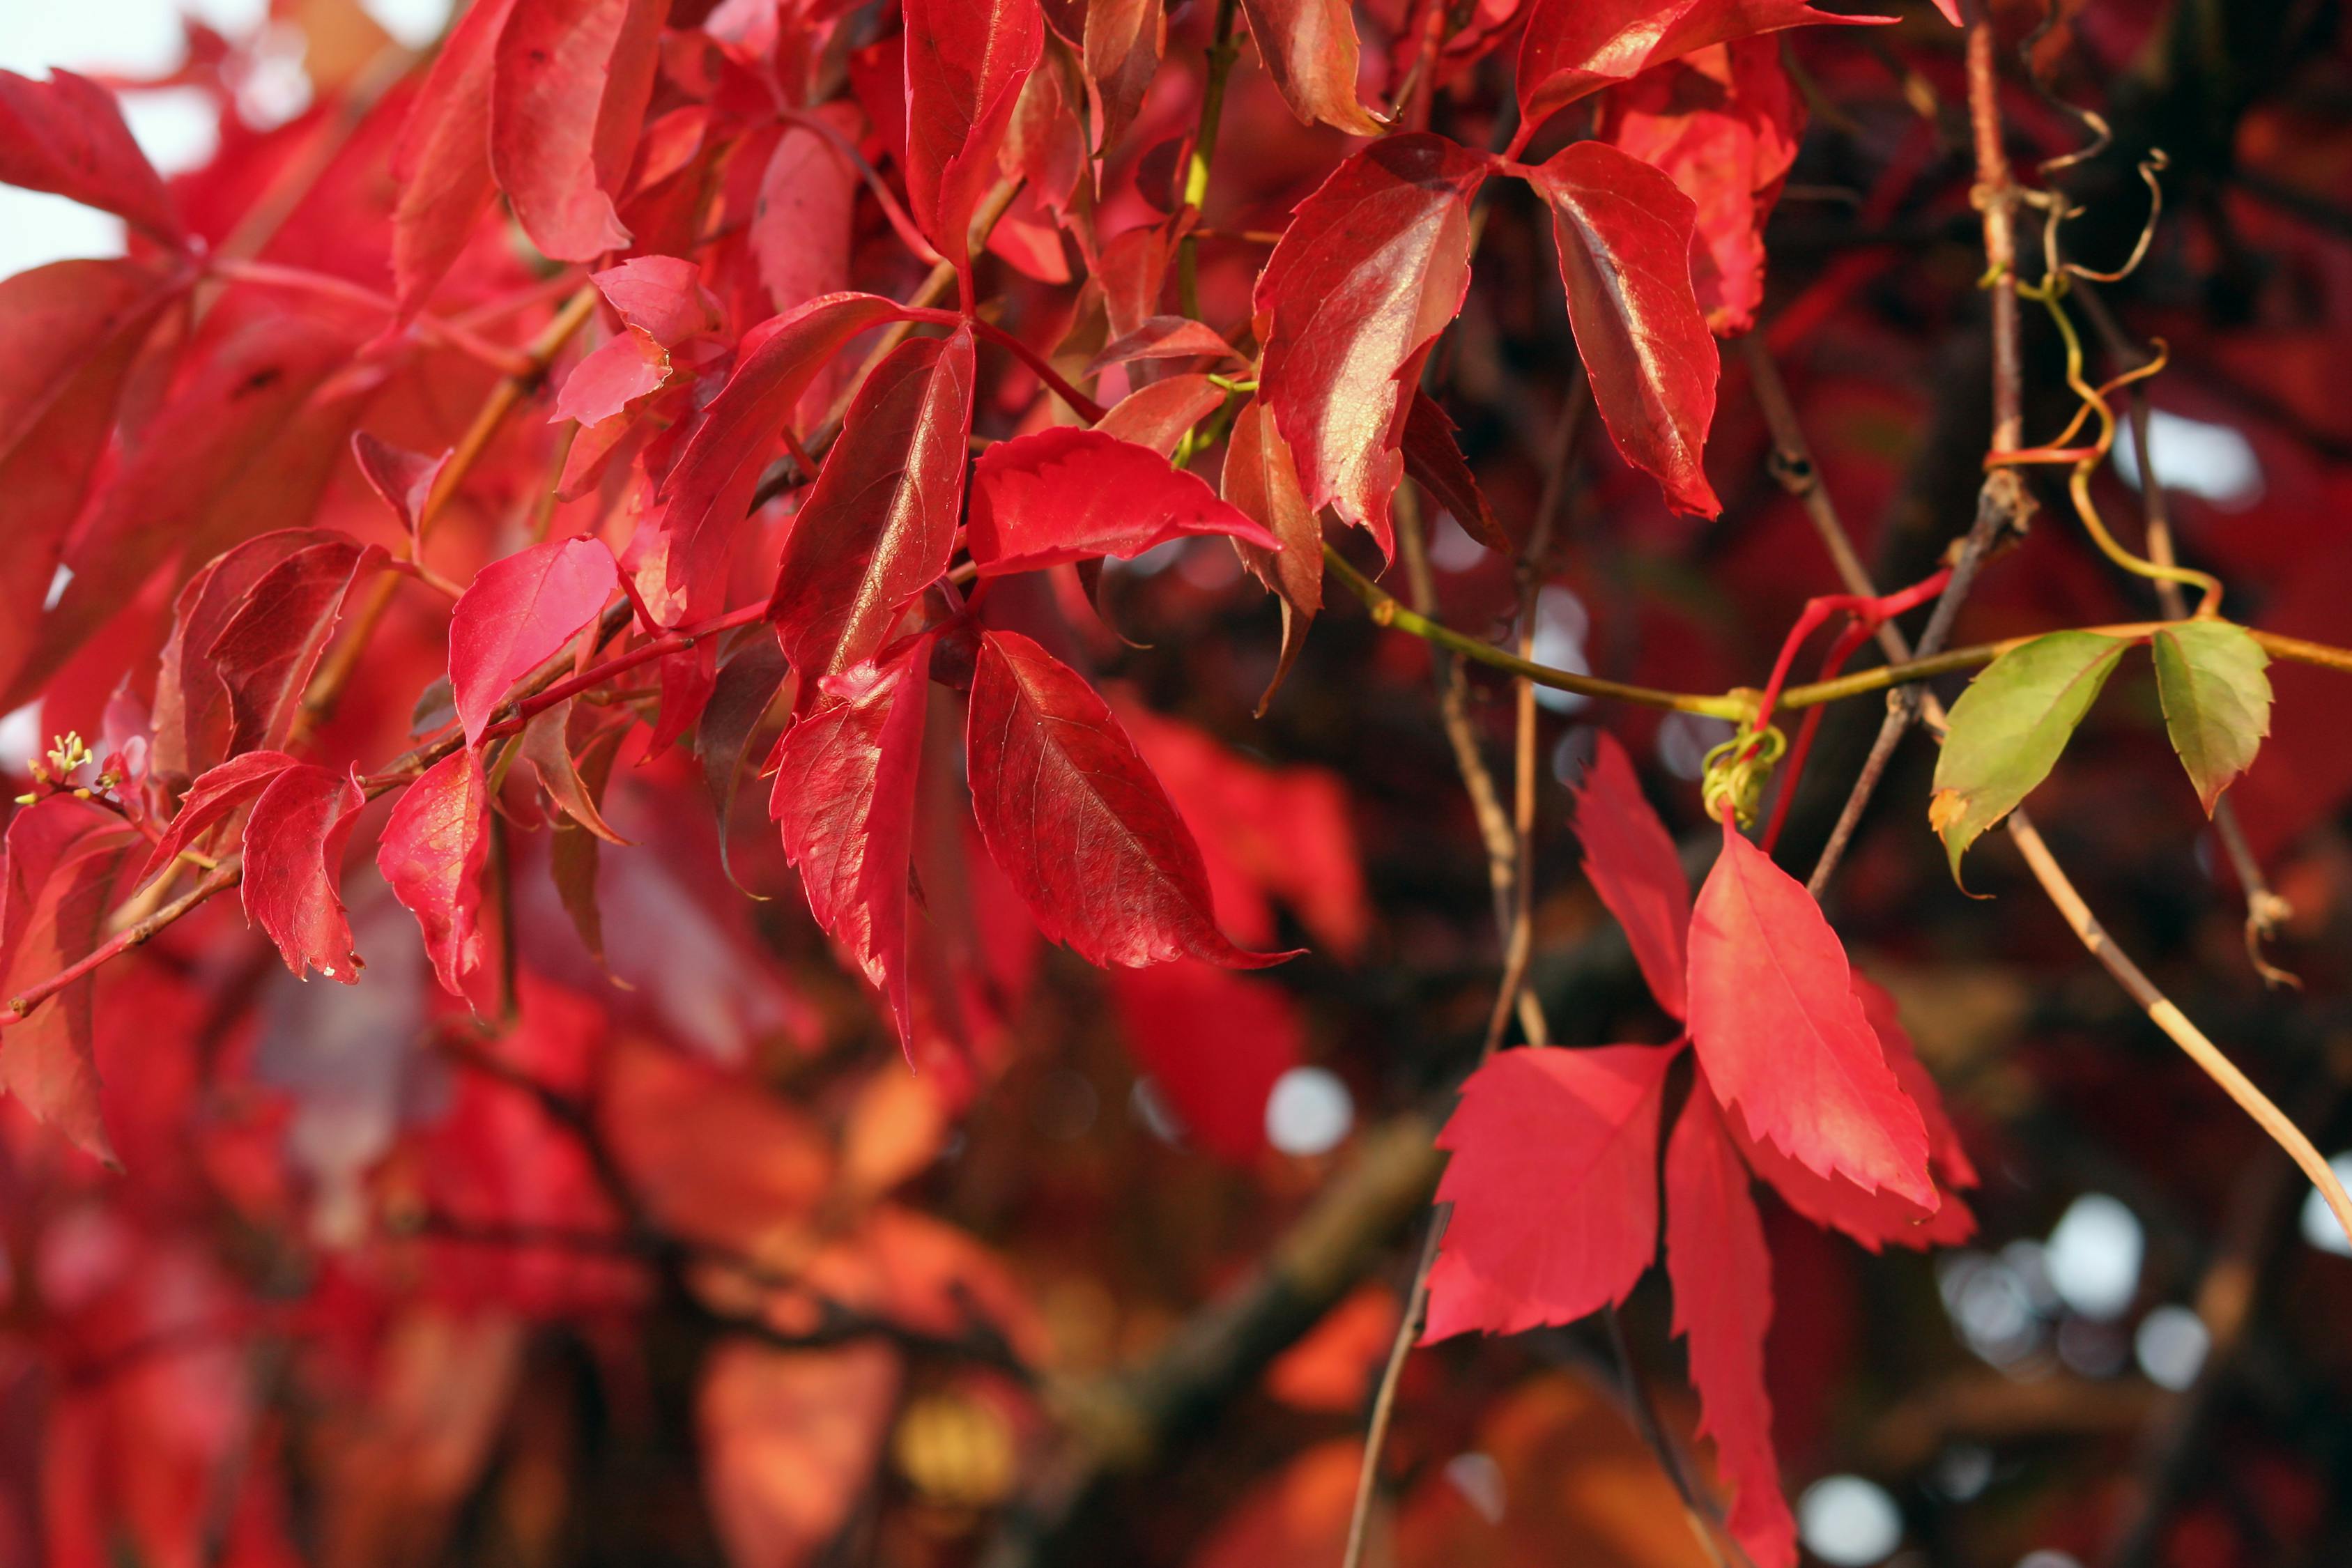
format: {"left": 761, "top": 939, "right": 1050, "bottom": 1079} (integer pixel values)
{"left": 1174, "top": 0, "right": 1243, "bottom": 321}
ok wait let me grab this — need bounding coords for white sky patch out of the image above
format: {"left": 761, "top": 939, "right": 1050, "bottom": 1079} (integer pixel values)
{"left": 2113, "top": 408, "right": 2264, "bottom": 510}
{"left": 2046, "top": 1192, "right": 2144, "bottom": 1320}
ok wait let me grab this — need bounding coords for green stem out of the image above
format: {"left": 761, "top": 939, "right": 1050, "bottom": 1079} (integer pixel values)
{"left": 1176, "top": 0, "right": 1243, "bottom": 321}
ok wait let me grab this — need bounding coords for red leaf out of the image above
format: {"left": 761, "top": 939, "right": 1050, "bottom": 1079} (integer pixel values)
{"left": 1665, "top": 1084, "right": 1797, "bottom": 1568}
{"left": 771, "top": 636, "right": 935, "bottom": 1050}
{"left": 0, "top": 797, "right": 139, "bottom": 1162}
{"left": 1092, "top": 372, "right": 1227, "bottom": 456}
{"left": 489, "top": 0, "right": 668, "bottom": 262}
{"left": 1598, "top": 40, "right": 1806, "bottom": 337}
{"left": 1521, "top": 141, "right": 1721, "bottom": 517}
{"left": 141, "top": 751, "right": 300, "bottom": 885}
{"left": 1400, "top": 390, "right": 1507, "bottom": 553}
{"left": 1424, "top": 1044, "right": 1673, "bottom": 1340}
{"left": 1222, "top": 397, "right": 1323, "bottom": 708}
{"left": 521, "top": 702, "right": 631, "bottom": 846}
{"left": 553, "top": 331, "right": 674, "bottom": 427}
{"left": 592, "top": 255, "right": 718, "bottom": 345}
{"left": 968, "top": 427, "right": 1279, "bottom": 576}
{"left": 449, "top": 537, "right": 619, "bottom": 746}
{"left": 752, "top": 118, "right": 859, "bottom": 317}
{"left": 1258, "top": 134, "right": 1490, "bottom": 558}
{"left": 1854, "top": 974, "right": 1978, "bottom": 1190}
{"left": 151, "top": 536, "right": 318, "bottom": 785}
{"left": 656, "top": 292, "right": 912, "bottom": 622}
{"left": 1085, "top": 316, "right": 1240, "bottom": 376}
{"left": 1516, "top": 0, "right": 1882, "bottom": 131}
{"left": 768, "top": 329, "right": 974, "bottom": 679}
{"left": 1081, "top": 0, "right": 1167, "bottom": 152}
{"left": 699, "top": 636, "right": 790, "bottom": 890}
{"left": 1729, "top": 1112, "right": 1976, "bottom": 1254}
{"left": 1571, "top": 732, "right": 1692, "bottom": 1020}
{"left": 965, "top": 629, "right": 1297, "bottom": 969}
{"left": 209, "top": 535, "right": 383, "bottom": 758}
{"left": 1107, "top": 960, "right": 1302, "bottom": 1163}
{"left": 0, "top": 70, "right": 183, "bottom": 243}
{"left": 902, "top": 0, "right": 1045, "bottom": 277}
{"left": 1686, "top": 820, "right": 1935, "bottom": 1205}
{"left": 378, "top": 748, "right": 492, "bottom": 999}
{"left": 350, "top": 433, "right": 450, "bottom": 541}
{"left": 698, "top": 1342, "right": 902, "bottom": 1568}
{"left": 240, "top": 762, "right": 366, "bottom": 983}
{"left": 0, "top": 259, "right": 178, "bottom": 709}
{"left": 390, "top": 0, "right": 518, "bottom": 312}
{"left": 1236, "top": 0, "right": 1386, "bottom": 134}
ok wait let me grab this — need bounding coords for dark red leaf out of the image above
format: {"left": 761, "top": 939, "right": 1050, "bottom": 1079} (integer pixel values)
{"left": 968, "top": 427, "right": 1278, "bottom": 576}
{"left": 240, "top": 762, "right": 366, "bottom": 983}
{"left": 1665, "top": 1083, "right": 1797, "bottom": 1568}
{"left": 350, "top": 433, "right": 451, "bottom": 541}
{"left": 1092, "top": 373, "right": 1227, "bottom": 456}
{"left": 1257, "top": 134, "right": 1490, "bottom": 558}
{"left": 1424, "top": 1043, "right": 1673, "bottom": 1340}
{"left": 0, "top": 259, "right": 178, "bottom": 709}
{"left": 1081, "top": 0, "right": 1166, "bottom": 152}
{"left": 0, "top": 69, "right": 183, "bottom": 243}
{"left": 1401, "top": 390, "right": 1507, "bottom": 553}
{"left": 656, "top": 292, "right": 912, "bottom": 623}
{"left": 903, "top": 0, "right": 1045, "bottom": 277}
{"left": 151, "top": 535, "right": 318, "bottom": 786}
{"left": 1222, "top": 396, "right": 1323, "bottom": 711}
{"left": 1236, "top": 0, "right": 1385, "bottom": 134}
{"left": 772, "top": 636, "right": 935, "bottom": 1048}
{"left": 1729, "top": 1111, "right": 1976, "bottom": 1254}
{"left": 551, "top": 721, "right": 627, "bottom": 969}
{"left": 1107, "top": 960, "right": 1302, "bottom": 1163}
{"left": 1516, "top": 0, "right": 1881, "bottom": 132}
{"left": 1597, "top": 39, "right": 1806, "bottom": 338}
{"left": 378, "top": 748, "right": 492, "bottom": 999}
{"left": 1854, "top": 974, "right": 1978, "bottom": 1190}
{"left": 390, "top": 0, "right": 518, "bottom": 312}
{"left": 698, "top": 636, "right": 790, "bottom": 891}
{"left": 1085, "top": 316, "right": 1240, "bottom": 376}
{"left": 489, "top": 0, "right": 668, "bottom": 262}
{"left": 965, "top": 629, "right": 1297, "bottom": 970}
{"left": 0, "top": 797, "right": 139, "bottom": 1162}
{"left": 209, "top": 535, "right": 383, "bottom": 758}
{"left": 141, "top": 751, "right": 301, "bottom": 885}
{"left": 768, "top": 329, "right": 974, "bottom": 679}
{"left": 1521, "top": 141, "right": 1722, "bottom": 517}
{"left": 449, "top": 537, "right": 620, "bottom": 746}
{"left": 1571, "top": 732, "right": 1692, "bottom": 1020}
{"left": 1686, "top": 820, "right": 1935, "bottom": 1204}
{"left": 521, "top": 702, "right": 631, "bottom": 846}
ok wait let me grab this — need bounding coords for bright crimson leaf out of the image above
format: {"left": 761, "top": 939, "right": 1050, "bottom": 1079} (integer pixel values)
{"left": 1665, "top": 1083, "right": 1797, "bottom": 1568}
{"left": 389, "top": 0, "right": 517, "bottom": 312}
{"left": 1598, "top": 39, "right": 1806, "bottom": 339}
{"left": 151, "top": 535, "right": 318, "bottom": 787}
{"left": 656, "top": 292, "right": 912, "bottom": 623}
{"left": 967, "top": 426, "right": 1279, "bottom": 576}
{"left": 1093, "top": 373, "right": 1227, "bottom": 457}
{"left": 1687, "top": 820, "right": 1935, "bottom": 1205}
{"left": 378, "top": 748, "right": 492, "bottom": 999}
{"left": 1572, "top": 732, "right": 1693, "bottom": 1020}
{"left": 0, "top": 69, "right": 183, "bottom": 243}
{"left": 594, "top": 255, "right": 718, "bottom": 345}
{"left": 1516, "top": 0, "right": 1882, "bottom": 132}
{"left": 965, "top": 629, "right": 1298, "bottom": 971}
{"left": 240, "top": 763, "right": 366, "bottom": 983}
{"left": 1085, "top": 316, "right": 1241, "bottom": 376}
{"left": 1081, "top": 0, "right": 1166, "bottom": 153}
{"left": 771, "top": 636, "right": 934, "bottom": 1050}
{"left": 1854, "top": 974, "right": 1978, "bottom": 1191}
{"left": 141, "top": 751, "right": 301, "bottom": 886}
{"left": 1728, "top": 1111, "right": 1976, "bottom": 1254}
{"left": 768, "top": 329, "right": 974, "bottom": 679}
{"left": 1236, "top": 0, "right": 1385, "bottom": 135}
{"left": 1258, "top": 134, "right": 1490, "bottom": 558}
{"left": 902, "top": 0, "right": 1045, "bottom": 279}
{"left": 1521, "top": 141, "right": 1722, "bottom": 517}
{"left": 449, "top": 537, "right": 620, "bottom": 746}
{"left": 489, "top": 0, "right": 667, "bottom": 263}
{"left": 1424, "top": 1043, "right": 1673, "bottom": 1341}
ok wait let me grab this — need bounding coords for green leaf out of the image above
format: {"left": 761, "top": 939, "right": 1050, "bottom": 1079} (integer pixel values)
{"left": 1930, "top": 631, "right": 2130, "bottom": 883}
{"left": 2152, "top": 620, "right": 2272, "bottom": 815}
